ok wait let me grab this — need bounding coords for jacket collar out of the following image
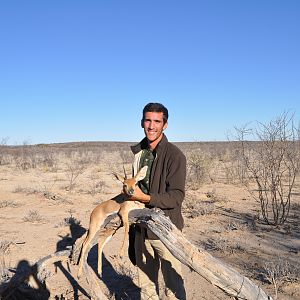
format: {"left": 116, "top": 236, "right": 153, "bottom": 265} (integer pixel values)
{"left": 131, "top": 134, "right": 168, "bottom": 155}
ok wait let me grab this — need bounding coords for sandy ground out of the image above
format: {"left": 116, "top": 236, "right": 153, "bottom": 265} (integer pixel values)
{"left": 0, "top": 144, "right": 299, "bottom": 300}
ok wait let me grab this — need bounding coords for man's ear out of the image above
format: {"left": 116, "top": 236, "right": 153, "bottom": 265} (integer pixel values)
{"left": 163, "top": 121, "right": 168, "bottom": 130}
{"left": 141, "top": 119, "right": 144, "bottom": 128}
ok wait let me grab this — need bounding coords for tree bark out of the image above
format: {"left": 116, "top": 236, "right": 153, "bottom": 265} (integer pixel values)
{"left": 54, "top": 208, "right": 274, "bottom": 300}
{"left": 1, "top": 208, "right": 272, "bottom": 300}
{"left": 128, "top": 208, "right": 273, "bottom": 300}
{"left": 0, "top": 250, "right": 71, "bottom": 300}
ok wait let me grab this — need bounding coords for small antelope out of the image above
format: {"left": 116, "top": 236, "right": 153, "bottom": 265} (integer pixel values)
{"left": 77, "top": 166, "right": 147, "bottom": 278}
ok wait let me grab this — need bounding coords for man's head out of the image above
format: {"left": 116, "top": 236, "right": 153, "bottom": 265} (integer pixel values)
{"left": 141, "top": 103, "right": 168, "bottom": 149}
{"left": 142, "top": 103, "right": 168, "bottom": 125}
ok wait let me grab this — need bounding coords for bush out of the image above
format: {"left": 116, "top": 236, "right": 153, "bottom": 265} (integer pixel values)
{"left": 234, "top": 112, "right": 300, "bottom": 225}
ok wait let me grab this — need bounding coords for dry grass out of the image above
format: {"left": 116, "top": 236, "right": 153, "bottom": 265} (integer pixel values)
{"left": 0, "top": 141, "right": 299, "bottom": 300}
{"left": 23, "top": 210, "right": 45, "bottom": 223}
{"left": 12, "top": 185, "right": 40, "bottom": 195}
{"left": 0, "top": 240, "right": 14, "bottom": 284}
{"left": 262, "top": 256, "right": 300, "bottom": 299}
{"left": 55, "top": 216, "right": 81, "bottom": 228}
{"left": 203, "top": 237, "right": 245, "bottom": 254}
{"left": 183, "top": 196, "right": 215, "bottom": 218}
{"left": 0, "top": 200, "right": 20, "bottom": 208}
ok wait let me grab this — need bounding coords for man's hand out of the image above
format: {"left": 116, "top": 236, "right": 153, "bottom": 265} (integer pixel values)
{"left": 130, "top": 186, "right": 151, "bottom": 203}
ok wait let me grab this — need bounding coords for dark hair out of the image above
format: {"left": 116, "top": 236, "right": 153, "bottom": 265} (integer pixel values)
{"left": 142, "top": 103, "right": 168, "bottom": 124}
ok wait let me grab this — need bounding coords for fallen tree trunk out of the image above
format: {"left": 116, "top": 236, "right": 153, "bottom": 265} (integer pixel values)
{"left": 82, "top": 259, "right": 108, "bottom": 300}
{"left": 0, "top": 249, "right": 108, "bottom": 300}
{"left": 130, "top": 208, "right": 273, "bottom": 300}
{"left": 74, "top": 208, "right": 273, "bottom": 299}
{"left": 83, "top": 208, "right": 271, "bottom": 300}
{"left": 0, "top": 250, "right": 71, "bottom": 300}
{"left": 72, "top": 217, "right": 121, "bottom": 299}
{"left": 37, "top": 249, "right": 108, "bottom": 300}
{"left": 3, "top": 205, "right": 271, "bottom": 300}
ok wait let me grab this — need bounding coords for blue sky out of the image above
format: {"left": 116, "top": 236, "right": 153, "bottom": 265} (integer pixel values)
{"left": 0, "top": 0, "right": 299, "bottom": 144}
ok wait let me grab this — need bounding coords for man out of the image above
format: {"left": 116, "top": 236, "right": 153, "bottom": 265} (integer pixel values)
{"left": 129, "top": 103, "right": 186, "bottom": 300}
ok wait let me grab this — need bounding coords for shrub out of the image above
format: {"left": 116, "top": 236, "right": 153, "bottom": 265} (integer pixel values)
{"left": 262, "top": 256, "right": 299, "bottom": 299}
{"left": 186, "top": 149, "right": 214, "bottom": 190}
{"left": 234, "top": 112, "right": 300, "bottom": 225}
{"left": 183, "top": 196, "right": 215, "bottom": 218}
{"left": 23, "top": 210, "right": 44, "bottom": 223}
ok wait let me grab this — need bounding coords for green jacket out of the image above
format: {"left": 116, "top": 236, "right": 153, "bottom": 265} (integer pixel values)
{"left": 131, "top": 134, "right": 186, "bottom": 238}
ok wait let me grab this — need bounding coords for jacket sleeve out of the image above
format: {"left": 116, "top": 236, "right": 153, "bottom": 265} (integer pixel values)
{"left": 149, "top": 151, "right": 186, "bottom": 209}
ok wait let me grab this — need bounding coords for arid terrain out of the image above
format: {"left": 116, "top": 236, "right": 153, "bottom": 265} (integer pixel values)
{"left": 0, "top": 141, "right": 299, "bottom": 300}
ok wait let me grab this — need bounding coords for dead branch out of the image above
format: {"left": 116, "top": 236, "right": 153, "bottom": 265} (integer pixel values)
{"left": 0, "top": 248, "right": 108, "bottom": 300}
{"left": 0, "top": 249, "right": 71, "bottom": 300}
{"left": 87, "top": 208, "right": 273, "bottom": 300}
{"left": 11, "top": 208, "right": 272, "bottom": 300}
{"left": 82, "top": 260, "right": 108, "bottom": 300}
{"left": 131, "top": 208, "right": 273, "bottom": 300}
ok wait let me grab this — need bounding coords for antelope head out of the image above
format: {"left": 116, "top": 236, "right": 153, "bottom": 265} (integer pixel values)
{"left": 113, "top": 166, "right": 148, "bottom": 196}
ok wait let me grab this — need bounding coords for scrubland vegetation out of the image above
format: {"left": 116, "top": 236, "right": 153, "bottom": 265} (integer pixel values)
{"left": 0, "top": 114, "right": 299, "bottom": 299}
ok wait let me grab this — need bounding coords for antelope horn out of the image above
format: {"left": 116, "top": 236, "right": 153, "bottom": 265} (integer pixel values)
{"left": 123, "top": 165, "right": 127, "bottom": 179}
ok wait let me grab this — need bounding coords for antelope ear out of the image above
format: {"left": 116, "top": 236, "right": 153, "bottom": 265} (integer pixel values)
{"left": 113, "top": 173, "right": 125, "bottom": 183}
{"left": 135, "top": 166, "right": 148, "bottom": 182}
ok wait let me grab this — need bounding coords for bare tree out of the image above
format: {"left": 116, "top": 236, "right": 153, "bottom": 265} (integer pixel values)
{"left": 13, "top": 140, "right": 38, "bottom": 171}
{"left": 65, "top": 159, "right": 86, "bottom": 192}
{"left": 235, "top": 112, "right": 300, "bottom": 225}
{"left": 262, "top": 256, "right": 299, "bottom": 300}
{"left": 186, "top": 149, "right": 214, "bottom": 190}
{"left": 0, "top": 137, "right": 9, "bottom": 166}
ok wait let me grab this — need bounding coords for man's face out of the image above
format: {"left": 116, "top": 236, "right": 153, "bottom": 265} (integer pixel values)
{"left": 142, "top": 112, "right": 168, "bottom": 145}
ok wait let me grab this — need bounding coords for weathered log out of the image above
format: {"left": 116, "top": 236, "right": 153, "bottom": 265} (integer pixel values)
{"left": 129, "top": 208, "right": 273, "bottom": 300}
{"left": 0, "top": 248, "right": 108, "bottom": 300}
{"left": 0, "top": 249, "right": 71, "bottom": 300}
{"left": 88, "top": 208, "right": 271, "bottom": 300}
{"left": 82, "top": 259, "right": 108, "bottom": 300}
{"left": 37, "top": 249, "right": 108, "bottom": 299}
{"left": 76, "top": 208, "right": 273, "bottom": 300}
{"left": 71, "top": 216, "right": 121, "bottom": 299}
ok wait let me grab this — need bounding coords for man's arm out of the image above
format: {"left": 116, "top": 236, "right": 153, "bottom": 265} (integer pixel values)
{"left": 149, "top": 152, "right": 186, "bottom": 209}
{"left": 130, "top": 147, "right": 186, "bottom": 207}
